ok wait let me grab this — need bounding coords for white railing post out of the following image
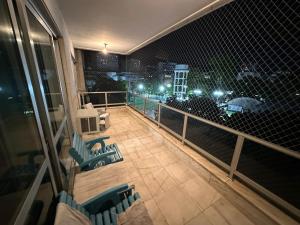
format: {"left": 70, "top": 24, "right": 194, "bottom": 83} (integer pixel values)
{"left": 182, "top": 114, "right": 188, "bottom": 144}
{"left": 158, "top": 104, "right": 161, "bottom": 127}
{"left": 105, "top": 92, "right": 108, "bottom": 110}
{"left": 143, "top": 98, "right": 146, "bottom": 115}
{"left": 229, "top": 135, "right": 245, "bottom": 179}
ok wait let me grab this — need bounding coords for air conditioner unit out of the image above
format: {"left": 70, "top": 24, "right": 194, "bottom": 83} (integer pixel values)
{"left": 76, "top": 109, "right": 100, "bottom": 134}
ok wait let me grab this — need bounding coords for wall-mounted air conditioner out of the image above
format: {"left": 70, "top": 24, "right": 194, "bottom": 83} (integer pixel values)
{"left": 76, "top": 109, "right": 100, "bottom": 134}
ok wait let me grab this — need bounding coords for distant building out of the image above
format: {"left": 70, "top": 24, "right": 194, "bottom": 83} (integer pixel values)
{"left": 157, "top": 62, "right": 177, "bottom": 84}
{"left": 236, "top": 64, "right": 261, "bottom": 80}
{"left": 173, "top": 64, "right": 189, "bottom": 99}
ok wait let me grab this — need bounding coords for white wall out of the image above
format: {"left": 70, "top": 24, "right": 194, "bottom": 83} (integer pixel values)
{"left": 43, "top": 0, "right": 79, "bottom": 131}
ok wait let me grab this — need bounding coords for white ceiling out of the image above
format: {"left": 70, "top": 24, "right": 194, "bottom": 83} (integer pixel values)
{"left": 57, "top": 0, "right": 226, "bottom": 54}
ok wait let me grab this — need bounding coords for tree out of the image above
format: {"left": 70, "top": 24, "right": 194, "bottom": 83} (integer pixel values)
{"left": 208, "top": 55, "right": 237, "bottom": 89}
{"left": 93, "top": 76, "right": 126, "bottom": 92}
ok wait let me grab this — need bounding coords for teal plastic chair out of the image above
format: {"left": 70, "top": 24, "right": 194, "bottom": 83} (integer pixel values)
{"left": 58, "top": 184, "right": 140, "bottom": 225}
{"left": 69, "top": 132, "right": 123, "bottom": 171}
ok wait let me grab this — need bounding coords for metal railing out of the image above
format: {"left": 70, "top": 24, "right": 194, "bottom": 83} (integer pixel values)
{"left": 127, "top": 92, "right": 300, "bottom": 219}
{"left": 78, "top": 91, "right": 127, "bottom": 109}
{"left": 76, "top": 91, "right": 299, "bottom": 218}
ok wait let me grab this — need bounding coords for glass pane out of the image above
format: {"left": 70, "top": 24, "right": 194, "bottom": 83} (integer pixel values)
{"left": 160, "top": 106, "right": 184, "bottom": 135}
{"left": 27, "top": 10, "right": 65, "bottom": 135}
{"left": 237, "top": 140, "right": 300, "bottom": 208}
{"left": 24, "top": 169, "right": 55, "bottom": 225}
{"left": 107, "top": 92, "right": 126, "bottom": 104}
{"left": 56, "top": 126, "right": 72, "bottom": 190}
{"left": 127, "top": 92, "right": 134, "bottom": 106}
{"left": 0, "top": 1, "right": 45, "bottom": 224}
{"left": 84, "top": 93, "right": 105, "bottom": 106}
{"left": 133, "top": 96, "right": 144, "bottom": 112}
{"left": 186, "top": 117, "right": 237, "bottom": 165}
{"left": 145, "top": 100, "right": 159, "bottom": 121}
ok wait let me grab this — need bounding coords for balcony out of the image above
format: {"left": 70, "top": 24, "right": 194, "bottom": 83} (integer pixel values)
{"left": 1, "top": 0, "right": 299, "bottom": 224}
{"left": 71, "top": 94, "right": 299, "bottom": 225}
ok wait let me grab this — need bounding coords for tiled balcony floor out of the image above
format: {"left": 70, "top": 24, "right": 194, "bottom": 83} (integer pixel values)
{"left": 72, "top": 108, "right": 281, "bottom": 225}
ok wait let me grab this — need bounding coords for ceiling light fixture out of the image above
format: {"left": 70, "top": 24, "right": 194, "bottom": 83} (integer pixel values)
{"left": 102, "top": 43, "right": 108, "bottom": 54}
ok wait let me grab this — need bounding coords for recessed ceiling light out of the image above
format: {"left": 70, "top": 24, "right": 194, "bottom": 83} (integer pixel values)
{"left": 102, "top": 43, "right": 108, "bottom": 54}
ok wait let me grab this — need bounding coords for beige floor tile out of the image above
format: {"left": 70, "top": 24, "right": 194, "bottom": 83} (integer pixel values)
{"left": 139, "top": 136, "right": 155, "bottom": 144}
{"left": 134, "top": 156, "right": 161, "bottom": 170}
{"left": 129, "top": 177, "right": 152, "bottom": 201}
{"left": 148, "top": 145, "right": 169, "bottom": 154}
{"left": 143, "top": 172, "right": 164, "bottom": 197}
{"left": 203, "top": 206, "right": 230, "bottom": 225}
{"left": 204, "top": 198, "right": 255, "bottom": 225}
{"left": 154, "top": 186, "right": 201, "bottom": 225}
{"left": 181, "top": 176, "right": 221, "bottom": 211}
{"left": 152, "top": 168, "right": 177, "bottom": 192}
{"left": 155, "top": 151, "right": 179, "bottom": 166}
{"left": 144, "top": 199, "right": 169, "bottom": 225}
{"left": 185, "top": 213, "right": 214, "bottom": 225}
{"left": 124, "top": 146, "right": 138, "bottom": 153}
{"left": 165, "top": 162, "right": 198, "bottom": 184}
{"left": 136, "top": 149, "right": 153, "bottom": 158}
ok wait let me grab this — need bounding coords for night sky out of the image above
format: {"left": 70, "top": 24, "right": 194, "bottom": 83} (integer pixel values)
{"left": 128, "top": 0, "right": 300, "bottom": 75}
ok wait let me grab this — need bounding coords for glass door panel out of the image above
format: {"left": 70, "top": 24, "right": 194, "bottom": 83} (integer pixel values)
{"left": 0, "top": 0, "right": 45, "bottom": 224}
{"left": 26, "top": 10, "right": 65, "bottom": 135}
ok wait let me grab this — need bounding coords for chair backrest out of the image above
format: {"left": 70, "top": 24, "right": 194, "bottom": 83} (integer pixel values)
{"left": 58, "top": 191, "right": 90, "bottom": 218}
{"left": 69, "top": 132, "right": 89, "bottom": 164}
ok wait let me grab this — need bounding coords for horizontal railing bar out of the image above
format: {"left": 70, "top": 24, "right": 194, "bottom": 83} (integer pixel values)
{"left": 234, "top": 171, "right": 300, "bottom": 219}
{"left": 91, "top": 102, "right": 126, "bottom": 106}
{"left": 80, "top": 91, "right": 127, "bottom": 94}
{"left": 106, "top": 102, "right": 126, "bottom": 105}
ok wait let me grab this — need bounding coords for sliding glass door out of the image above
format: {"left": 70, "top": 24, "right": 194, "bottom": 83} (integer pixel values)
{"left": 25, "top": 5, "right": 72, "bottom": 192}
{"left": 0, "top": 0, "right": 73, "bottom": 224}
{"left": 0, "top": 0, "right": 50, "bottom": 224}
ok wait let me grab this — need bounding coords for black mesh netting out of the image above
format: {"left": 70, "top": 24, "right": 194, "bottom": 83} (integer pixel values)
{"left": 126, "top": 0, "right": 300, "bottom": 151}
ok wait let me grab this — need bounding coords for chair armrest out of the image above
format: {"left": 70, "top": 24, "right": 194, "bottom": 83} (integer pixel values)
{"left": 86, "top": 136, "right": 110, "bottom": 150}
{"left": 81, "top": 184, "right": 133, "bottom": 214}
{"left": 79, "top": 150, "right": 116, "bottom": 169}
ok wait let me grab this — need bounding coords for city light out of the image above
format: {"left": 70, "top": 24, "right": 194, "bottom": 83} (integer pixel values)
{"left": 193, "top": 89, "right": 202, "bottom": 95}
{"left": 213, "top": 90, "right": 224, "bottom": 97}
{"left": 159, "top": 85, "right": 165, "bottom": 92}
{"left": 166, "top": 83, "right": 171, "bottom": 88}
{"left": 138, "top": 84, "right": 144, "bottom": 90}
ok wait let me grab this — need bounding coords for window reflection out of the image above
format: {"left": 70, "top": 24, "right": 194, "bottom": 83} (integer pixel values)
{"left": 56, "top": 125, "right": 72, "bottom": 189}
{"left": 27, "top": 10, "right": 65, "bottom": 135}
{"left": 24, "top": 170, "right": 55, "bottom": 225}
